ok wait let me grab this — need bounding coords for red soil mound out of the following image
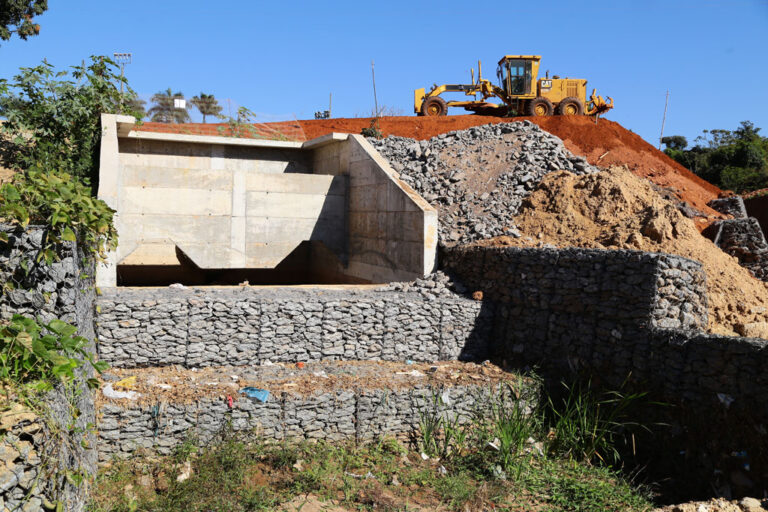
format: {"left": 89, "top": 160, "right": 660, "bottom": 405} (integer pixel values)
{"left": 135, "top": 115, "right": 722, "bottom": 218}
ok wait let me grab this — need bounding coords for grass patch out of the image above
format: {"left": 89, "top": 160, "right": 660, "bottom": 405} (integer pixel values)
{"left": 90, "top": 437, "right": 652, "bottom": 511}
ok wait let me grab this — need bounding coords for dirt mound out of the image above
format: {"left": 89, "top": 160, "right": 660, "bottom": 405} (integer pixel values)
{"left": 135, "top": 115, "right": 722, "bottom": 218}
{"left": 476, "top": 166, "right": 768, "bottom": 338}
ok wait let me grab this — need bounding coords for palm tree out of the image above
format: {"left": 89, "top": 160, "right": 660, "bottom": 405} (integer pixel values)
{"left": 148, "top": 88, "right": 190, "bottom": 123}
{"left": 125, "top": 95, "right": 146, "bottom": 120}
{"left": 190, "top": 93, "right": 223, "bottom": 123}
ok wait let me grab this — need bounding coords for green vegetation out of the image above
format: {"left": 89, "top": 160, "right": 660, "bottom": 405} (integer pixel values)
{"left": 0, "top": 315, "right": 106, "bottom": 397}
{"left": 148, "top": 89, "right": 190, "bottom": 124}
{"left": 0, "top": 56, "right": 139, "bottom": 184}
{"left": 0, "top": 169, "right": 118, "bottom": 262}
{"left": 89, "top": 380, "right": 655, "bottom": 511}
{"left": 662, "top": 121, "right": 768, "bottom": 193}
{"left": 0, "top": 0, "right": 47, "bottom": 44}
{"left": 190, "top": 93, "right": 223, "bottom": 124}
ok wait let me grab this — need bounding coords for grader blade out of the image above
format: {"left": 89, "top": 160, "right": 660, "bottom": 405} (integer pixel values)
{"left": 585, "top": 88, "right": 614, "bottom": 116}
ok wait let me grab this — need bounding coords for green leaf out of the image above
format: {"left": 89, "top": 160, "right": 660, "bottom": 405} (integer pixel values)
{"left": 61, "top": 227, "right": 76, "bottom": 242}
{"left": 47, "top": 319, "right": 77, "bottom": 337}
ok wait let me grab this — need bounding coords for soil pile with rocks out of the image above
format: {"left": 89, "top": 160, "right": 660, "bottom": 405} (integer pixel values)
{"left": 475, "top": 166, "right": 768, "bottom": 337}
{"left": 653, "top": 497, "right": 767, "bottom": 512}
{"left": 370, "top": 121, "right": 599, "bottom": 245}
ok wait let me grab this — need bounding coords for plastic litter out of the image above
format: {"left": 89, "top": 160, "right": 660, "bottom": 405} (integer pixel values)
{"left": 169, "top": 283, "right": 185, "bottom": 289}
{"left": 227, "top": 395, "right": 233, "bottom": 408}
{"left": 717, "top": 393, "right": 735, "bottom": 408}
{"left": 405, "top": 359, "right": 414, "bottom": 365}
{"left": 396, "top": 370, "right": 425, "bottom": 377}
{"left": 420, "top": 452, "right": 429, "bottom": 460}
{"left": 438, "top": 465, "right": 447, "bottom": 475}
{"left": 102, "top": 384, "right": 139, "bottom": 400}
{"left": 240, "top": 387, "right": 270, "bottom": 402}
{"left": 114, "top": 375, "right": 137, "bottom": 389}
{"left": 296, "top": 362, "right": 305, "bottom": 369}
{"left": 440, "top": 391, "right": 451, "bottom": 405}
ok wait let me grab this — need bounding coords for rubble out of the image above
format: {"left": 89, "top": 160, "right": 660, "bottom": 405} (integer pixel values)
{"left": 369, "top": 121, "right": 599, "bottom": 245}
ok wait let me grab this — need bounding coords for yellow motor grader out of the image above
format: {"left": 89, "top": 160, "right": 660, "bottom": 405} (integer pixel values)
{"left": 414, "top": 55, "right": 613, "bottom": 117}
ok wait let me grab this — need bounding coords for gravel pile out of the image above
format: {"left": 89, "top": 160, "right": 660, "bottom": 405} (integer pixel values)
{"left": 369, "top": 120, "right": 600, "bottom": 245}
{"left": 377, "top": 270, "right": 469, "bottom": 299}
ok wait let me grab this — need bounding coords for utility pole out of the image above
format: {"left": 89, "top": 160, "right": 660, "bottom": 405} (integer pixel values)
{"left": 113, "top": 53, "right": 132, "bottom": 96}
{"left": 371, "top": 60, "right": 379, "bottom": 118}
{"left": 329, "top": 93, "right": 332, "bottom": 118}
{"left": 658, "top": 90, "right": 669, "bottom": 150}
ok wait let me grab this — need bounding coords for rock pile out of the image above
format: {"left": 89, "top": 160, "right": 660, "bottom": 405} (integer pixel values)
{"left": 369, "top": 121, "right": 599, "bottom": 245}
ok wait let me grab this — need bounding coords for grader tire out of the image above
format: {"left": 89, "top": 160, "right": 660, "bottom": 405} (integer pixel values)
{"left": 526, "top": 97, "right": 554, "bottom": 117}
{"left": 556, "top": 97, "right": 584, "bottom": 116}
{"left": 422, "top": 96, "right": 448, "bottom": 117}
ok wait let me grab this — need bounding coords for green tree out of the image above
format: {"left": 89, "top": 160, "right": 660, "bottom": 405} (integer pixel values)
{"left": 661, "top": 135, "right": 687, "bottom": 151}
{"left": 0, "top": 56, "right": 139, "bottom": 185}
{"left": 148, "top": 88, "right": 190, "bottom": 123}
{"left": 125, "top": 94, "right": 146, "bottom": 120}
{"left": 664, "top": 121, "right": 768, "bottom": 193}
{"left": 190, "top": 92, "right": 222, "bottom": 123}
{"left": 0, "top": 0, "right": 47, "bottom": 44}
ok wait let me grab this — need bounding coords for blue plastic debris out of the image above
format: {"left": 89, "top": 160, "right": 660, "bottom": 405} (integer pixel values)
{"left": 240, "top": 387, "right": 270, "bottom": 402}
{"left": 405, "top": 360, "right": 414, "bottom": 365}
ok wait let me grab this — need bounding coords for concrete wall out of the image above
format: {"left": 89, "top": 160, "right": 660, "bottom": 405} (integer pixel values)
{"left": 97, "top": 116, "right": 437, "bottom": 286}
{"left": 311, "top": 134, "right": 438, "bottom": 283}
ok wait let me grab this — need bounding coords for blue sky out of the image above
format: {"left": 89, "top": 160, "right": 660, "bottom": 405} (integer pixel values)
{"left": 1, "top": 0, "right": 766, "bottom": 147}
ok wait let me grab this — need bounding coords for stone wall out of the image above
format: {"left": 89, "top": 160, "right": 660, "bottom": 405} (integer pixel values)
{"left": 704, "top": 218, "right": 768, "bottom": 281}
{"left": 97, "top": 381, "right": 527, "bottom": 462}
{"left": 0, "top": 225, "right": 97, "bottom": 512}
{"left": 705, "top": 197, "right": 768, "bottom": 282}
{"left": 95, "top": 287, "right": 492, "bottom": 368}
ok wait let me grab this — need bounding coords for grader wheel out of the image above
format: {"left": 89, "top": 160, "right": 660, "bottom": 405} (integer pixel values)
{"left": 526, "top": 97, "right": 554, "bottom": 117}
{"left": 556, "top": 97, "right": 584, "bottom": 116}
{"left": 422, "top": 96, "right": 448, "bottom": 116}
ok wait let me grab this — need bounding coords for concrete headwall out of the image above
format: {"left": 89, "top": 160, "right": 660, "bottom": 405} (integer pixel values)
{"left": 97, "top": 115, "right": 437, "bottom": 286}
{"left": 311, "top": 134, "right": 438, "bottom": 283}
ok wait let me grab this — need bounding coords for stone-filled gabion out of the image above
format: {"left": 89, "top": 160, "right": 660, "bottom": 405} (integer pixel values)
{"left": 97, "top": 382, "right": 529, "bottom": 462}
{"left": 0, "top": 225, "right": 98, "bottom": 512}
{"left": 96, "top": 287, "right": 493, "bottom": 368}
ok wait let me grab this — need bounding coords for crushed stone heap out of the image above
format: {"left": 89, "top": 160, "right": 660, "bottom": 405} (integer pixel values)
{"left": 369, "top": 121, "right": 600, "bottom": 245}
{"left": 479, "top": 166, "right": 768, "bottom": 338}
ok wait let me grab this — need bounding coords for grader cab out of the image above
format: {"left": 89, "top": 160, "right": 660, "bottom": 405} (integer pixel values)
{"left": 414, "top": 55, "right": 613, "bottom": 118}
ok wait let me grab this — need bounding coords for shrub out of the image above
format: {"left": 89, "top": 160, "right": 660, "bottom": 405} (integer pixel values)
{"left": 0, "top": 315, "right": 106, "bottom": 393}
{"left": 0, "top": 56, "right": 140, "bottom": 184}
{"left": 0, "top": 169, "right": 117, "bottom": 262}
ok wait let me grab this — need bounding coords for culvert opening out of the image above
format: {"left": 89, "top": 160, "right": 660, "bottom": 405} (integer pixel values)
{"left": 116, "top": 241, "right": 372, "bottom": 286}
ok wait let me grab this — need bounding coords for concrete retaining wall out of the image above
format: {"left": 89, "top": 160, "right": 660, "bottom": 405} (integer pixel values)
{"left": 97, "top": 116, "right": 437, "bottom": 287}
{"left": 95, "top": 287, "right": 491, "bottom": 368}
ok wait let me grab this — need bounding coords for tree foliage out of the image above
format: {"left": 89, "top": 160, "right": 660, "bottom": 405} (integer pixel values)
{"left": 0, "top": 0, "right": 47, "bottom": 44}
{"left": 663, "top": 121, "right": 768, "bottom": 193}
{"left": 0, "top": 56, "right": 140, "bottom": 184}
{"left": 148, "top": 88, "right": 190, "bottom": 123}
{"left": 190, "top": 92, "right": 222, "bottom": 123}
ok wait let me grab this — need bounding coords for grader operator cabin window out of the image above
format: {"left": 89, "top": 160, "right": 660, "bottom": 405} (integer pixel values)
{"left": 503, "top": 59, "right": 533, "bottom": 95}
